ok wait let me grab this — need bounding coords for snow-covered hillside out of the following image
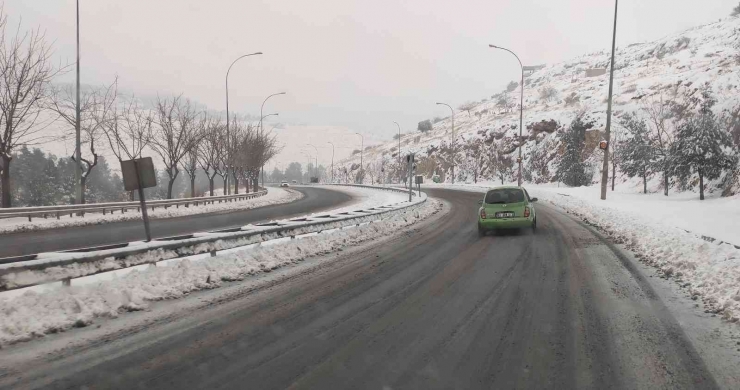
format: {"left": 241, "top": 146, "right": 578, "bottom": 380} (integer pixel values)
{"left": 340, "top": 17, "right": 740, "bottom": 193}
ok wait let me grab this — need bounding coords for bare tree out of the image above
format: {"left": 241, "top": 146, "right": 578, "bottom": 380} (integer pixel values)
{"left": 640, "top": 93, "right": 675, "bottom": 196}
{"left": 48, "top": 78, "right": 117, "bottom": 204}
{"left": 197, "top": 114, "right": 224, "bottom": 196}
{"left": 150, "top": 95, "right": 203, "bottom": 199}
{"left": 226, "top": 115, "right": 249, "bottom": 194}
{"left": 181, "top": 111, "right": 209, "bottom": 198}
{"left": 181, "top": 146, "right": 199, "bottom": 198}
{"left": 0, "top": 12, "right": 64, "bottom": 207}
{"left": 458, "top": 101, "right": 477, "bottom": 118}
{"left": 100, "top": 95, "right": 153, "bottom": 200}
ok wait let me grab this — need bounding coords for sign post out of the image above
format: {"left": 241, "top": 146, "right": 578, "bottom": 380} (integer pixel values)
{"left": 121, "top": 157, "right": 157, "bottom": 242}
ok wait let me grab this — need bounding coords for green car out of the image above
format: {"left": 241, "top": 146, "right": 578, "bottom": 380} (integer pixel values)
{"left": 477, "top": 186, "right": 538, "bottom": 237}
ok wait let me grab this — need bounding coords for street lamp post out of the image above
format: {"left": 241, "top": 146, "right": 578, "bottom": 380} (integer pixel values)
{"left": 259, "top": 92, "right": 286, "bottom": 135}
{"left": 327, "top": 142, "right": 335, "bottom": 183}
{"left": 75, "top": 0, "right": 82, "bottom": 206}
{"left": 225, "top": 52, "right": 262, "bottom": 194}
{"left": 259, "top": 93, "right": 285, "bottom": 188}
{"left": 355, "top": 133, "right": 364, "bottom": 184}
{"left": 436, "top": 103, "right": 455, "bottom": 184}
{"left": 258, "top": 113, "right": 278, "bottom": 188}
{"left": 393, "top": 121, "right": 401, "bottom": 184}
{"left": 307, "top": 144, "right": 318, "bottom": 182}
{"left": 489, "top": 44, "right": 524, "bottom": 186}
{"left": 601, "top": 0, "right": 619, "bottom": 200}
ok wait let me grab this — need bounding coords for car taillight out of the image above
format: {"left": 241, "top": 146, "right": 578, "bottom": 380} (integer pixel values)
{"left": 480, "top": 209, "right": 486, "bottom": 219}
{"left": 524, "top": 207, "right": 530, "bottom": 218}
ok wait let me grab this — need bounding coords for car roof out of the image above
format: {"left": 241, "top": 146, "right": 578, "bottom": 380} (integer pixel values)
{"left": 486, "top": 186, "right": 524, "bottom": 191}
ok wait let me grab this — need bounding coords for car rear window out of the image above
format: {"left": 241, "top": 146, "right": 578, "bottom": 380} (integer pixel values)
{"left": 484, "top": 189, "right": 525, "bottom": 204}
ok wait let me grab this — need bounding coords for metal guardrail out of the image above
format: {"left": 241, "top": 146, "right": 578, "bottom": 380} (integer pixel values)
{"left": 0, "top": 189, "right": 267, "bottom": 222}
{"left": 0, "top": 185, "right": 427, "bottom": 291}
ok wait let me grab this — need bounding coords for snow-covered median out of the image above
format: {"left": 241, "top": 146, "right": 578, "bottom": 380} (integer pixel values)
{"left": 0, "top": 188, "right": 302, "bottom": 235}
{"left": 0, "top": 196, "right": 441, "bottom": 346}
{"left": 316, "top": 185, "right": 411, "bottom": 214}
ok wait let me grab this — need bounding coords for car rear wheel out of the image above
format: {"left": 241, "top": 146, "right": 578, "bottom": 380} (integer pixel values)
{"left": 532, "top": 218, "right": 537, "bottom": 232}
{"left": 477, "top": 225, "right": 485, "bottom": 237}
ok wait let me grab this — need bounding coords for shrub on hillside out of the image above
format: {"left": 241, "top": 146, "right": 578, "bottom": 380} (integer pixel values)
{"left": 539, "top": 86, "right": 558, "bottom": 103}
{"left": 564, "top": 92, "right": 580, "bottom": 106}
{"left": 732, "top": 2, "right": 740, "bottom": 16}
{"left": 527, "top": 119, "right": 560, "bottom": 134}
{"left": 417, "top": 119, "right": 433, "bottom": 133}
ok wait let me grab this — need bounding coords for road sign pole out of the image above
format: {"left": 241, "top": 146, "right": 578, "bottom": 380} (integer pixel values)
{"left": 133, "top": 160, "right": 152, "bottom": 242}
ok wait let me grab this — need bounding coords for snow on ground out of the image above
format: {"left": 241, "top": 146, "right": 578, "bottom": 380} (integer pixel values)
{"left": 535, "top": 190, "right": 740, "bottom": 324}
{"left": 423, "top": 181, "right": 740, "bottom": 246}
{"left": 422, "top": 181, "right": 740, "bottom": 324}
{"left": 0, "top": 195, "right": 441, "bottom": 346}
{"left": 0, "top": 188, "right": 302, "bottom": 235}
{"left": 532, "top": 184, "right": 740, "bottom": 248}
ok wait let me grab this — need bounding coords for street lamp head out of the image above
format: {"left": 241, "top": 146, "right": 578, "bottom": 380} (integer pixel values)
{"left": 488, "top": 44, "right": 499, "bottom": 49}
{"left": 253, "top": 52, "right": 263, "bottom": 55}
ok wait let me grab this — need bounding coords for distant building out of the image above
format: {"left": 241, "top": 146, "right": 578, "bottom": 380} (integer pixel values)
{"left": 585, "top": 68, "right": 607, "bottom": 77}
{"left": 523, "top": 64, "right": 546, "bottom": 77}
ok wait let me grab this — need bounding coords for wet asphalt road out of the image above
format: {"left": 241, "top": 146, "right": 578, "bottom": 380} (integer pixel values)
{"left": 1, "top": 188, "right": 719, "bottom": 389}
{"left": 0, "top": 187, "right": 352, "bottom": 258}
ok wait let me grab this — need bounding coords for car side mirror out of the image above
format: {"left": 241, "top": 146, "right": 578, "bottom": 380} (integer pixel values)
{"left": 530, "top": 197, "right": 538, "bottom": 202}
{"left": 478, "top": 200, "right": 483, "bottom": 205}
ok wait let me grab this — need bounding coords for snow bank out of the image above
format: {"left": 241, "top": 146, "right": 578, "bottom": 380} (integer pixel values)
{"left": 533, "top": 190, "right": 740, "bottom": 324}
{"left": 531, "top": 184, "right": 740, "bottom": 248}
{"left": 0, "top": 198, "right": 442, "bottom": 346}
{"left": 0, "top": 188, "right": 302, "bottom": 235}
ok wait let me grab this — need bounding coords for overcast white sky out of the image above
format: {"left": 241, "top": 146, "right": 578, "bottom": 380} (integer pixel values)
{"left": 5, "top": 0, "right": 738, "bottom": 168}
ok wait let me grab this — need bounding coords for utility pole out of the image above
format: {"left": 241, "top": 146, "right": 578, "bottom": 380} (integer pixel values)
{"left": 75, "top": 0, "right": 82, "bottom": 205}
{"left": 601, "top": 0, "right": 619, "bottom": 200}
{"left": 407, "top": 153, "right": 414, "bottom": 201}
{"left": 436, "top": 103, "right": 455, "bottom": 184}
{"left": 394, "top": 121, "right": 401, "bottom": 184}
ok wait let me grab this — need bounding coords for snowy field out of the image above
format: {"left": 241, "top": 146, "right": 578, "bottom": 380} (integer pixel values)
{"left": 423, "top": 181, "right": 740, "bottom": 325}
{"left": 0, "top": 187, "right": 302, "bottom": 235}
{"left": 0, "top": 188, "right": 439, "bottom": 346}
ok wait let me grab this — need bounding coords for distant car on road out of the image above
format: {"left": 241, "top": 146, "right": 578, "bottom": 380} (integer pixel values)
{"left": 280, "top": 181, "right": 289, "bottom": 187}
{"left": 291, "top": 180, "right": 297, "bottom": 184}
{"left": 477, "top": 186, "right": 537, "bottom": 237}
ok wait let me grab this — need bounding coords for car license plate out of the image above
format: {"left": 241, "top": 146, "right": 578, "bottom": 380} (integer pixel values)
{"left": 495, "top": 211, "right": 514, "bottom": 218}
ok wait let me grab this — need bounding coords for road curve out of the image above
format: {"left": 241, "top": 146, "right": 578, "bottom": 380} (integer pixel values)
{"left": 0, "top": 186, "right": 352, "bottom": 258}
{"left": 1, "top": 188, "right": 719, "bottom": 389}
